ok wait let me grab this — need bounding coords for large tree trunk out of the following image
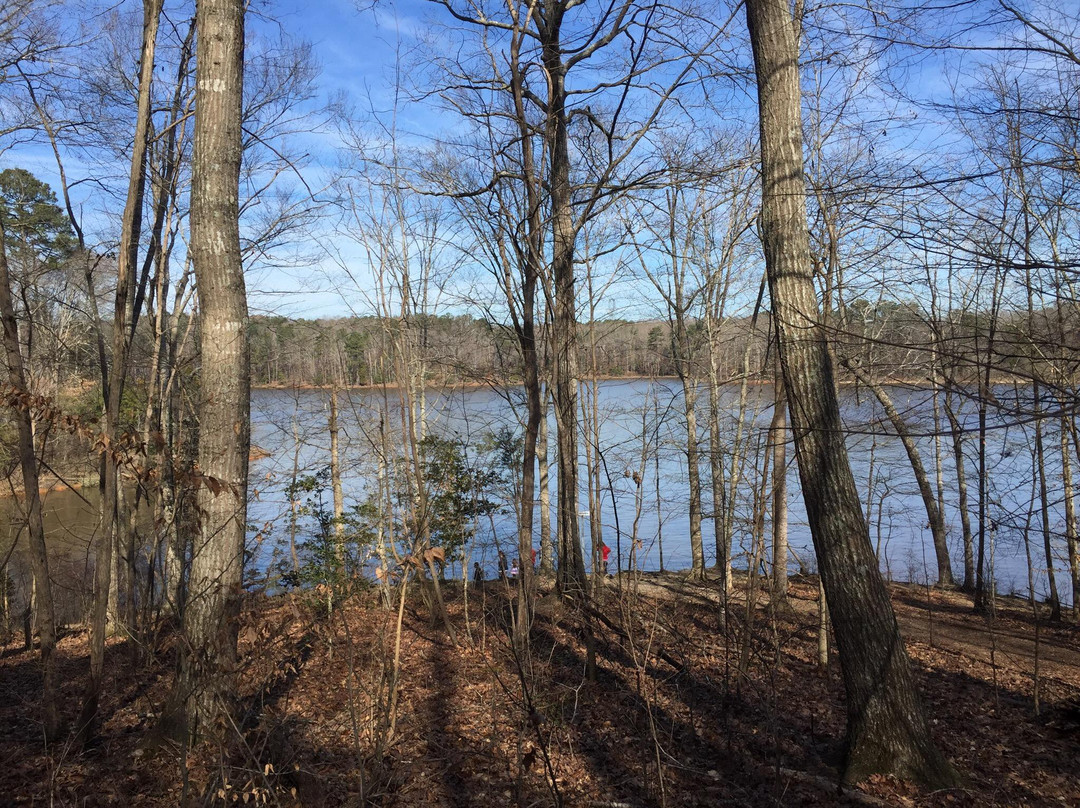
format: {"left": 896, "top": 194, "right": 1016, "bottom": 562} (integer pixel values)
{"left": 0, "top": 218, "right": 61, "bottom": 742}
{"left": 744, "top": 0, "right": 957, "bottom": 786}
{"left": 507, "top": 19, "right": 543, "bottom": 636}
{"left": 542, "top": 6, "right": 587, "bottom": 600}
{"left": 168, "top": 0, "right": 249, "bottom": 742}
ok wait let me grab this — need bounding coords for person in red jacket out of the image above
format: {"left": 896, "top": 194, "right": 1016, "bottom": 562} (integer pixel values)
{"left": 601, "top": 543, "right": 611, "bottom": 576}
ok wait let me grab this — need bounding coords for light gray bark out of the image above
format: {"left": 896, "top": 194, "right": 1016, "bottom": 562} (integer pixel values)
{"left": 170, "top": 0, "right": 249, "bottom": 741}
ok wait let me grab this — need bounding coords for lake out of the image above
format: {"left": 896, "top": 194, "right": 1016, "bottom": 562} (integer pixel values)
{"left": 248, "top": 379, "right": 1073, "bottom": 605}
{"left": 2, "top": 378, "right": 1073, "bottom": 615}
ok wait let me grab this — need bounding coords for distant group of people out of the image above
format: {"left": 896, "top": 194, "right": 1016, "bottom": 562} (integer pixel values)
{"left": 497, "top": 550, "right": 520, "bottom": 579}
{"left": 472, "top": 543, "right": 612, "bottom": 583}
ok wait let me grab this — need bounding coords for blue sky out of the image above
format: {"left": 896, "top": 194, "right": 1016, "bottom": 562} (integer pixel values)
{"left": 4, "top": 0, "right": 1071, "bottom": 322}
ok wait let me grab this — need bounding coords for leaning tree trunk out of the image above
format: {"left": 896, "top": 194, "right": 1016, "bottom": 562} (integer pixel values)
{"left": 744, "top": 0, "right": 958, "bottom": 787}
{"left": 0, "top": 218, "right": 61, "bottom": 742}
{"left": 79, "top": 0, "right": 163, "bottom": 746}
{"left": 168, "top": 0, "right": 249, "bottom": 742}
{"left": 843, "top": 360, "right": 954, "bottom": 588}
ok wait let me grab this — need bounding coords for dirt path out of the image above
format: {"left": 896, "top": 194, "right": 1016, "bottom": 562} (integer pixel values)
{"left": 616, "top": 570, "right": 1080, "bottom": 687}
{"left": 889, "top": 587, "right": 1080, "bottom": 684}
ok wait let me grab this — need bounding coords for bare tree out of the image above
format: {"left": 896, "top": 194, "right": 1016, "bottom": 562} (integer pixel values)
{"left": 743, "top": 0, "right": 958, "bottom": 785}
{"left": 841, "top": 358, "right": 954, "bottom": 587}
{"left": 165, "top": 0, "right": 249, "bottom": 741}
{"left": 628, "top": 171, "right": 710, "bottom": 578}
{"left": 427, "top": 0, "right": 726, "bottom": 607}
{"left": 78, "top": 0, "right": 164, "bottom": 744}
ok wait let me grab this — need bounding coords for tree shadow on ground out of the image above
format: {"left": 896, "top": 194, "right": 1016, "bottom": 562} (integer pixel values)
{"left": 2, "top": 581, "right": 1079, "bottom": 807}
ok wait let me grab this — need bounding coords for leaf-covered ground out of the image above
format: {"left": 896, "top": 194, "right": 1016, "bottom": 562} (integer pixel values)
{"left": 1, "top": 573, "right": 1078, "bottom": 807}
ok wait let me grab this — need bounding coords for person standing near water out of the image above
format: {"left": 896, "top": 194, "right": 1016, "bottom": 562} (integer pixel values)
{"left": 473, "top": 562, "right": 483, "bottom": 584}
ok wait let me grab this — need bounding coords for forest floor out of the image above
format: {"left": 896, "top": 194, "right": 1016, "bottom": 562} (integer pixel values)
{"left": 1, "top": 572, "right": 1078, "bottom": 807}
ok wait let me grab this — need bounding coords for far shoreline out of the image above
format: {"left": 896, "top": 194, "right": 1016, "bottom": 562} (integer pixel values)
{"left": 252, "top": 372, "right": 1028, "bottom": 393}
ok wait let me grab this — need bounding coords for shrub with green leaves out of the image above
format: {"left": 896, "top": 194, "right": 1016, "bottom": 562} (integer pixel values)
{"left": 277, "top": 468, "right": 376, "bottom": 616}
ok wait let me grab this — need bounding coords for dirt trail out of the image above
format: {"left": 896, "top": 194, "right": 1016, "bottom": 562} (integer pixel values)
{"left": 888, "top": 589, "right": 1080, "bottom": 683}
{"left": 618, "top": 570, "right": 1080, "bottom": 685}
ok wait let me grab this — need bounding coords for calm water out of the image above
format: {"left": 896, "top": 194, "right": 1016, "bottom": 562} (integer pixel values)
{"left": 2, "top": 379, "right": 1073, "bottom": 611}
{"left": 248, "top": 380, "right": 1073, "bottom": 604}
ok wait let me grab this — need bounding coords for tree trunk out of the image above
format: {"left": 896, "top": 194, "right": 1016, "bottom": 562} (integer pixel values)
{"left": 1032, "top": 384, "right": 1061, "bottom": 621}
{"left": 818, "top": 575, "right": 829, "bottom": 668}
{"left": 744, "top": 0, "right": 957, "bottom": 786}
{"left": 1062, "top": 416, "right": 1079, "bottom": 621}
{"left": 80, "top": 0, "right": 163, "bottom": 745}
{"left": 329, "top": 387, "right": 345, "bottom": 550}
{"left": 507, "top": 19, "right": 543, "bottom": 634}
{"left": 707, "top": 335, "right": 730, "bottom": 590}
{"left": 974, "top": 270, "right": 1002, "bottom": 613}
{"left": 843, "top": 360, "right": 954, "bottom": 587}
{"left": 543, "top": 9, "right": 586, "bottom": 600}
{"left": 771, "top": 363, "right": 788, "bottom": 605}
{"left": 0, "top": 217, "right": 61, "bottom": 742}
{"left": 674, "top": 313, "right": 705, "bottom": 577}
{"left": 167, "top": 0, "right": 248, "bottom": 742}
{"left": 538, "top": 385, "right": 554, "bottom": 575}
{"left": 943, "top": 390, "right": 975, "bottom": 592}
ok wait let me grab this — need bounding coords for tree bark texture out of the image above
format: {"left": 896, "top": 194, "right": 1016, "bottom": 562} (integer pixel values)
{"left": 173, "top": 0, "right": 249, "bottom": 742}
{"left": 507, "top": 16, "right": 543, "bottom": 635}
{"left": 744, "top": 0, "right": 958, "bottom": 786}
{"left": 541, "top": 1, "right": 587, "bottom": 599}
